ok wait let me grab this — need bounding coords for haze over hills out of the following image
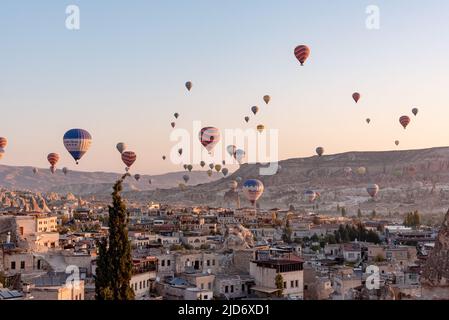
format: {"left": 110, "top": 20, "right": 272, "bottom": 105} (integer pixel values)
{"left": 0, "top": 165, "right": 220, "bottom": 195}
{"left": 124, "top": 147, "right": 449, "bottom": 215}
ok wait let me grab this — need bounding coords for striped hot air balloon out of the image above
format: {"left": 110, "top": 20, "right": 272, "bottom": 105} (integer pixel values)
{"left": 199, "top": 127, "right": 220, "bottom": 153}
{"left": 243, "top": 179, "right": 264, "bottom": 205}
{"left": 257, "top": 124, "right": 265, "bottom": 133}
{"left": 399, "top": 116, "right": 411, "bottom": 129}
{"left": 367, "top": 184, "right": 379, "bottom": 198}
{"left": 121, "top": 151, "right": 137, "bottom": 171}
{"left": 0, "top": 137, "right": 7, "bottom": 149}
{"left": 352, "top": 92, "right": 361, "bottom": 103}
{"left": 294, "top": 45, "right": 310, "bottom": 66}
{"left": 63, "top": 129, "right": 92, "bottom": 164}
{"left": 47, "top": 153, "right": 60, "bottom": 166}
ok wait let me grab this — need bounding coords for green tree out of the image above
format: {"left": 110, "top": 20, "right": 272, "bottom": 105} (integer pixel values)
{"left": 357, "top": 209, "right": 362, "bottom": 219}
{"left": 275, "top": 274, "right": 284, "bottom": 297}
{"left": 95, "top": 174, "right": 135, "bottom": 300}
{"left": 341, "top": 207, "right": 347, "bottom": 217}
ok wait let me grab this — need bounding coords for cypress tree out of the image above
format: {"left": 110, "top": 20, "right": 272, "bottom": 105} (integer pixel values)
{"left": 95, "top": 174, "right": 135, "bottom": 300}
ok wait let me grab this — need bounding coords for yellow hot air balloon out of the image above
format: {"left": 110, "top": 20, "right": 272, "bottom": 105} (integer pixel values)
{"left": 257, "top": 124, "right": 265, "bottom": 133}
{"left": 214, "top": 164, "right": 222, "bottom": 172}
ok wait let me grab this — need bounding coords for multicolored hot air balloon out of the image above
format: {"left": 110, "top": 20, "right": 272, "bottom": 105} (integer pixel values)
{"left": 63, "top": 129, "right": 92, "bottom": 164}
{"left": 0, "top": 137, "right": 7, "bottom": 149}
{"left": 47, "top": 153, "right": 60, "bottom": 167}
{"left": 199, "top": 127, "right": 220, "bottom": 153}
{"left": 214, "top": 164, "right": 222, "bottom": 172}
{"left": 316, "top": 147, "right": 324, "bottom": 157}
{"left": 222, "top": 168, "right": 229, "bottom": 176}
{"left": 174, "top": 113, "right": 179, "bottom": 119}
{"left": 134, "top": 174, "right": 141, "bottom": 181}
{"left": 226, "top": 145, "right": 237, "bottom": 157}
{"left": 352, "top": 92, "right": 361, "bottom": 103}
{"left": 367, "top": 184, "right": 379, "bottom": 198}
{"left": 305, "top": 190, "right": 317, "bottom": 202}
{"left": 183, "top": 174, "right": 190, "bottom": 183}
{"left": 187, "top": 164, "right": 193, "bottom": 172}
{"left": 294, "top": 45, "right": 310, "bottom": 66}
{"left": 116, "top": 142, "right": 126, "bottom": 154}
{"left": 244, "top": 116, "right": 250, "bottom": 123}
{"left": 263, "top": 95, "right": 271, "bottom": 104}
{"left": 251, "top": 106, "right": 259, "bottom": 115}
{"left": 235, "top": 149, "right": 245, "bottom": 165}
{"left": 185, "top": 81, "right": 192, "bottom": 91}
{"left": 412, "top": 108, "right": 418, "bottom": 116}
{"left": 62, "top": 167, "right": 68, "bottom": 176}
{"left": 200, "top": 161, "right": 206, "bottom": 168}
{"left": 399, "top": 116, "right": 411, "bottom": 129}
{"left": 257, "top": 124, "right": 265, "bottom": 133}
{"left": 243, "top": 179, "right": 264, "bottom": 205}
{"left": 122, "top": 151, "right": 137, "bottom": 171}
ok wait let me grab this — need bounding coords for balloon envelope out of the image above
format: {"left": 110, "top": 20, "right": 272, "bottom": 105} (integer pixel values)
{"left": 227, "top": 145, "right": 237, "bottom": 157}
{"left": 116, "top": 142, "right": 126, "bottom": 154}
{"left": 62, "top": 167, "right": 68, "bottom": 175}
{"left": 185, "top": 81, "right": 192, "bottom": 91}
{"left": 47, "top": 153, "right": 60, "bottom": 166}
{"left": 222, "top": 168, "right": 229, "bottom": 176}
{"left": 243, "top": 179, "right": 264, "bottom": 205}
{"left": 122, "top": 151, "right": 137, "bottom": 168}
{"left": 367, "top": 184, "right": 379, "bottom": 198}
{"left": 200, "top": 161, "right": 206, "bottom": 168}
{"left": 316, "top": 147, "right": 324, "bottom": 157}
{"left": 412, "top": 108, "right": 418, "bottom": 116}
{"left": 294, "top": 45, "right": 310, "bottom": 66}
{"left": 352, "top": 92, "right": 361, "bottom": 103}
{"left": 399, "top": 116, "right": 411, "bottom": 129}
{"left": 0, "top": 137, "right": 7, "bottom": 149}
{"left": 235, "top": 149, "right": 245, "bottom": 164}
{"left": 251, "top": 106, "right": 259, "bottom": 115}
{"left": 263, "top": 95, "right": 271, "bottom": 104}
{"left": 63, "top": 129, "right": 92, "bottom": 164}
{"left": 305, "top": 190, "right": 317, "bottom": 202}
{"left": 183, "top": 174, "right": 190, "bottom": 183}
{"left": 244, "top": 116, "right": 250, "bottom": 123}
{"left": 199, "top": 127, "right": 220, "bottom": 153}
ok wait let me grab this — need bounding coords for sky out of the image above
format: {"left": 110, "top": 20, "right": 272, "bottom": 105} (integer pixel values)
{"left": 1, "top": 0, "right": 449, "bottom": 175}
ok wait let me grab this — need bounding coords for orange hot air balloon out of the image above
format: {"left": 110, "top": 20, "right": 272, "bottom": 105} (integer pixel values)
{"left": 399, "top": 116, "right": 411, "bottom": 129}
{"left": 352, "top": 92, "right": 361, "bottom": 103}
{"left": 294, "top": 45, "right": 310, "bottom": 66}
{"left": 47, "top": 153, "right": 60, "bottom": 166}
{"left": 0, "top": 137, "right": 7, "bottom": 149}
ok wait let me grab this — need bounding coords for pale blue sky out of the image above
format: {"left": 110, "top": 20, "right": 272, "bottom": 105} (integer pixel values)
{"left": 1, "top": 1, "right": 449, "bottom": 174}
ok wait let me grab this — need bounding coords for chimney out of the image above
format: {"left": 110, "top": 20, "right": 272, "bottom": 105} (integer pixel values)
{"left": 6, "top": 232, "right": 11, "bottom": 244}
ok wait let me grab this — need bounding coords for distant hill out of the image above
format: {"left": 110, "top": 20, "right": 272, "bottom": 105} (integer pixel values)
{"left": 0, "top": 165, "right": 220, "bottom": 195}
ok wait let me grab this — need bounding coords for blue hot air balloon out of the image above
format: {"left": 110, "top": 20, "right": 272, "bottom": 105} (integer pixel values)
{"left": 63, "top": 129, "right": 92, "bottom": 164}
{"left": 243, "top": 179, "right": 264, "bottom": 205}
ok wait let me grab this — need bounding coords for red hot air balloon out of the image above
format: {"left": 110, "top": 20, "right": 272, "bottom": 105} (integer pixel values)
{"left": 352, "top": 92, "right": 361, "bottom": 103}
{"left": 294, "top": 45, "right": 310, "bottom": 66}
{"left": 122, "top": 151, "right": 137, "bottom": 170}
{"left": 0, "top": 137, "right": 7, "bottom": 149}
{"left": 47, "top": 153, "right": 60, "bottom": 166}
{"left": 199, "top": 127, "right": 220, "bottom": 153}
{"left": 399, "top": 116, "right": 411, "bottom": 129}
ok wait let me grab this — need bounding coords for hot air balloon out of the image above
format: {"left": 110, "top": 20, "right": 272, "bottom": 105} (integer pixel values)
{"left": 366, "top": 118, "right": 371, "bottom": 124}
{"left": 352, "top": 92, "right": 361, "bottom": 103}
{"left": 316, "top": 147, "right": 324, "bottom": 157}
{"left": 395, "top": 140, "right": 400, "bottom": 146}
{"left": 63, "top": 129, "right": 92, "bottom": 164}
{"left": 235, "top": 149, "right": 245, "bottom": 165}
{"left": 116, "top": 142, "right": 126, "bottom": 154}
{"left": 412, "top": 108, "right": 418, "bottom": 116}
{"left": 33, "top": 168, "right": 38, "bottom": 174}
{"left": 162, "top": 155, "right": 166, "bottom": 160}
{"left": 263, "top": 95, "right": 271, "bottom": 104}
{"left": 399, "top": 116, "right": 411, "bottom": 129}
{"left": 222, "top": 160, "right": 226, "bottom": 166}
{"left": 185, "top": 81, "right": 192, "bottom": 91}
{"left": 199, "top": 127, "right": 220, "bottom": 153}
{"left": 0, "top": 148, "right": 5, "bottom": 160}
{"left": 305, "top": 190, "right": 317, "bottom": 202}
{"left": 187, "top": 164, "right": 193, "bottom": 172}
{"left": 222, "top": 168, "right": 229, "bottom": 176}
{"left": 251, "top": 106, "right": 259, "bottom": 115}
{"left": 183, "top": 164, "right": 188, "bottom": 170}
{"left": 243, "top": 179, "right": 264, "bottom": 205}
{"left": 215, "top": 164, "right": 222, "bottom": 172}
{"left": 122, "top": 151, "right": 137, "bottom": 170}
{"left": 207, "top": 170, "right": 213, "bottom": 177}
{"left": 50, "top": 165, "right": 56, "bottom": 174}
{"left": 229, "top": 180, "right": 238, "bottom": 190}
{"left": 47, "top": 153, "right": 60, "bottom": 167}
{"left": 294, "top": 45, "right": 310, "bottom": 66}
{"left": 236, "top": 176, "right": 242, "bottom": 182}
{"left": 209, "top": 163, "right": 214, "bottom": 170}
{"left": 148, "top": 179, "right": 152, "bottom": 185}
{"left": 178, "top": 148, "right": 183, "bottom": 156}
{"left": 62, "top": 167, "right": 68, "bottom": 176}
{"left": 171, "top": 122, "right": 176, "bottom": 128}
{"left": 227, "top": 145, "right": 237, "bottom": 157}
{"left": 174, "top": 113, "right": 179, "bottom": 119}
{"left": 344, "top": 167, "right": 352, "bottom": 175}
{"left": 367, "top": 184, "right": 379, "bottom": 198}
{"left": 200, "top": 161, "right": 206, "bottom": 168}
{"left": 357, "top": 167, "right": 367, "bottom": 175}
{"left": 244, "top": 116, "right": 250, "bottom": 123}
{"left": 134, "top": 174, "right": 141, "bottom": 181}
{"left": 182, "top": 174, "right": 190, "bottom": 183}
{"left": 257, "top": 124, "right": 265, "bottom": 133}
{"left": 0, "top": 137, "right": 7, "bottom": 149}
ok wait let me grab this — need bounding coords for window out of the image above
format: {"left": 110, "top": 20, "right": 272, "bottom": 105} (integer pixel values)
{"left": 167, "top": 260, "right": 171, "bottom": 266}
{"left": 212, "top": 260, "right": 216, "bottom": 266}
{"left": 203, "top": 295, "right": 208, "bottom": 299}
{"left": 230, "top": 285, "right": 234, "bottom": 293}
{"left": 283, "top": 282, "right": 287, "bottom": 289}
{"left": 207, "top": 260, "right": 210, "bottom": 266}
{"left": 291, "top": 281, "right": 294, "bottom": 288}
{"left": 304, "top": 285, "right": 308, "bottom": 290}
{"left": 21, "top": 261, "right": 25, "bottom": 269}
{"left": 295, "top": 280, "right": 299, "bottom": 288}
{"left": 242, "top": 284, "right": 245, "bottom": 292}
{"left": 139, "top": 281, "right": 142, "bottom": 289}
{"left": 208, "top": 283, "right": 211, "bottom": 290}
{"left": 225, "top": 285, "right": 229, "bottom": 293}
{"left": 201, "top": 283, "right": 204, "bottom": 289}
{"left": 161, "top": 260, "right": 165, "bottom": 267}
{"left": 11, "top": 261, "right": 16, "bottom": 270}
